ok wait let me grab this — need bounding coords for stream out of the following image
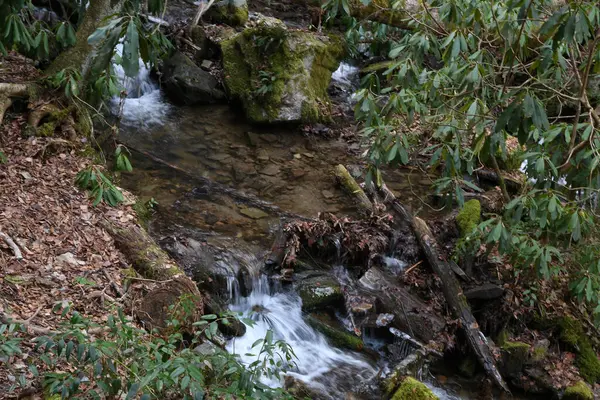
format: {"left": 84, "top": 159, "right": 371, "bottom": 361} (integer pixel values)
{"left": 112, "top": 59, "right": 522, "bottom": 399}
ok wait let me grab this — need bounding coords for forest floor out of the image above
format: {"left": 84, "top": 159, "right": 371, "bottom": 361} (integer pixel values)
{"left": 0, "top": 102, "right": 153, "bottom": 398}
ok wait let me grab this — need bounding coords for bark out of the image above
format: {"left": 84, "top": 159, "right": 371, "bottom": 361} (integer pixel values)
{"left": 357, "top": 266, "right": 445, "bottom": 344}
{"left": 101, "top": 218, "right": 205, "bottom": 332}
{"left": 374, "top": 183, "right": 511, "bottom": 393}
{"left": 333, "top": 164, "right": 373, "bottom": 215}
{"left": 45, "top": 0, "right": 122, "bottom": 78}
{"left": 0, "top": 83, "right": 30, "bottom": 125}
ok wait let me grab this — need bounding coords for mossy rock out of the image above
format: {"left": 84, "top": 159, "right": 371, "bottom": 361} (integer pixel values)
{"left": 206, "top": 0, "right": 248, "bottom": 26}
{"left": 563, "top": 381, "right": 594, "bottom": 400}
{"left": 501, "top": 341, "right": 530, "bottom": 378}
{"left": 383, "top": 351, "right": 426, "bottom": 397}
{"left": 559, "top": 317, "right": 600, "bottom": 384}
{"left": 391, "top": 377, "right": 439, "bottom": 400}
{"left": 456, "top": 199, "right": 481, "bottom": 236}
{"left": 306, "top": 314, "right": 363, "bottom": 351}
{"left": 296, "top": 274, "right": 343, "bottom": 311}
{"left": 221, "top": 15, "right": 345, "bottom": 124}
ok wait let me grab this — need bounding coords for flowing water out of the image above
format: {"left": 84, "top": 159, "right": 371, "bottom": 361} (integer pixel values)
{"left": 113, "top": 60, "right": 519, "bottom": 399}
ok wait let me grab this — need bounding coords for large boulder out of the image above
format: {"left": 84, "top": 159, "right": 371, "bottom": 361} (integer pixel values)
{"left": 161, "top": 51, "right": 225, "bottom": 105}
{"left": 206, "top": 0, "right": 248, "bottom": 26}
{"left": 221, "top": 16, "right": 345, "bottom": 123}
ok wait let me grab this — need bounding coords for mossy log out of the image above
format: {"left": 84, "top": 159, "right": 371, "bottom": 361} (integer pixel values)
{"left": 333, "top": 164, "right": 373, "bottom": 215}
{"left": 373, "top": 183, "right": 511, "bottom": 393}
{"left": 101, "top": 219, "right": 205, "bottom": 331}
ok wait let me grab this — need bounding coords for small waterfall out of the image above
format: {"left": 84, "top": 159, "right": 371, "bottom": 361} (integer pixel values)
{"left": 226, "top": 275, "right": 376, "bottom": 399}
{"left": 111, "top": 45, "right": 171, "bottom": 127}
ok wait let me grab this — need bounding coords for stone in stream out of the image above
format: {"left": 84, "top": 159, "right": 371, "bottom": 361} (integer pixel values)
{"left": 296, "top": 273, "right": 343, "bottom": 311}
{"left": 500, "top": 341, "right": 530, "bottom": 378}
{"left": 220, "top": 15, "right": 345, "bottom": 123}
{"left": 305, "top": 314, "right": 364, "bottom": 351}
{"left": 161, "top": 52, "right": 225, "bottom": 105}
{"left": 239, "top": 207, "right": 269, "bottom": 219}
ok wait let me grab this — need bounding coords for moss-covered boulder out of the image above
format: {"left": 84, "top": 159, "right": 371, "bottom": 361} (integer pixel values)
{"left": 456, "top": 199, "right": 481, "bottom": 236}
{"left": 306, "top": 314, "right": 363, "bottom": 351}
{"left": 559, "top": 317, "right": 600, "bottom": 384}
{"left": 297, "top": 274, "right": 343, "bottom": 311}
{"left": 382, "top": 351, "right": 426, "bottom": 397}
{"left": 221, "top": 16, "right": 345, "bottom": 123}
{"left": 500, "top": 341, "right": 531, "bottom": 378}
{"left": 206, "top": 0, "right": 248, "bottom": 26}
{"left": 390, "top": 377, "right": 439, "bottom": 400}
{"left": 563, "top": 381, "right": 594, "bottom": 400}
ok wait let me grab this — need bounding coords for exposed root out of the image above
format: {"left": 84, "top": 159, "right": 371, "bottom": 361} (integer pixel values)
{"left": 33, "top": 138, "right": 75, "bottom": 159}
{"left": 0, "top": 230, "right": 24, "bottom": 260}
{"left": 0, "top": 96, "right": 12, "bottom": 126}
{"left": 27, "top": 103, "right": 60, "bottom": 128}
{"left": 0, "top": 83, "right": 30, "bottom": 126}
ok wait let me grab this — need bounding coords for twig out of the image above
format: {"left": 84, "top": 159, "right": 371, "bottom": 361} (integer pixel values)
{"left": 102, "top": 269, "right": 125, "bottom": 297}
{"left": 0, "top": 231, "right": 24, "bottom": 260}
{"left": 404, "top": 260, "right": 423, "bottom": 275}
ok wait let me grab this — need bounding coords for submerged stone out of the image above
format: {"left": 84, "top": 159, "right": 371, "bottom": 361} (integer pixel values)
{"left": 239, "top": 207, "right": 269, "bottom": 219}
{"left": 221, "top": 15, "right": 345, "bottom": 123}
{"left": 306, "top": 314, "right": 363, "bottom": 351}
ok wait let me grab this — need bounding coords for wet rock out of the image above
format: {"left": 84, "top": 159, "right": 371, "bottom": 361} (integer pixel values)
{"left": 345, "top": 294, "right": 376, "bottom": 314}
{"left": 296, "top": 273, "right": 343, "bottom": 311}
{"left": 260, "top": 164, "right": 280, "bottom": 176}
{"left": 306, "top": 314, "right": 363, "bottom": 351}
{"left": 220, "top": 15, "right": 345, "bottom": 123}
{"left": 464, "top": 283, "right": 504, "bottom": 301}
{"left": 162, "top": 51, "right": 225, "bottom": 105}
{"left": 205, "top": 0, "right": 248, "bottom": 26}
{"left": 239, "top": 207, "right": 269, "bottom": 219}
{"left": 321, "top": 189, "right": 335, "bottom": 199}
{"left": 194, "top": 341, "right": 218, "bottom": 356}
{"left": 563, "top": 381, "right": 594, "bottom": 400}
{"left": 383, "top": 350, "right": 427, "bottom": 396}
{"left": 190, "top": 26, "right": 211, "bottom": 61}
{"left": 284, "top": 376, "right": 328, "bottom": 400}
{"left": 357, "top": 267, "right": 445, "bottom": 343}
{"left": 289, "top": 168, "right": 306, "bottom": 179}
{"left": 500, "top": 341, "right": 530, "bottom": 378}
{"left": 389, "top": 376, "right": 439, "bottom": 400}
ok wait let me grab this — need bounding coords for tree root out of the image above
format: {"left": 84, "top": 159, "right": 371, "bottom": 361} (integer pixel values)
{"left": 0, "top": 230, "right": 24, "bottom": 260}
{"left": 27, "top": 103, "right": 60, "bottom": 128}
{"left": 0, "top": 83, "right": 30, "bottom": 126}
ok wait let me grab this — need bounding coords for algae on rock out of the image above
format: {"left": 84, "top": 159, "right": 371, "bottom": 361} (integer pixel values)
{"left": 221, "top": 16, "right": 345, "bottom": 123}
{"left": 206, "top": 0, "right": 249, "bottom": 26}
{"left": 559, "top": 316, "right": 600, "bottom": 384}
{"left": 563, "top": 381, "right": 594, "bottom": 400}
{"left": 391, "top": 377, "right": 439, "bottom": 400}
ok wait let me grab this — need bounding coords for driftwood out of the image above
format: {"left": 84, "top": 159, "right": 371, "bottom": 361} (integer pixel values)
{"left": 333, "top": 164, "right": 373, "bottom": 215}
{"left": 374, "top": 183, "right": 511, "bottom": 393}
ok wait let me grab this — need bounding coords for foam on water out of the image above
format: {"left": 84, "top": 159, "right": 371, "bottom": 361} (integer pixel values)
{"left": 227, "top": 275, "right": 375, "bottom": 398}
{"left": 112, "top": 45, "right": 171, "bottom": 127}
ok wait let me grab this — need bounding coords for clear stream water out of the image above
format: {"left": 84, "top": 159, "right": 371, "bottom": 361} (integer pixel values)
{"left": 113, "top": 60, "right": 532, "bottom": 399}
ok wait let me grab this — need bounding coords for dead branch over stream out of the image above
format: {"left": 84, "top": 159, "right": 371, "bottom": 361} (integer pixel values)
{"left": 373, "top": 182, "right": 511, "bottom": 393}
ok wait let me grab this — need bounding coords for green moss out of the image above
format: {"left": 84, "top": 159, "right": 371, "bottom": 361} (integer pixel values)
{"left": 532, "top": 345, "right": 547, "bottom": 362}
{"left": 391, "top": 377, "right": 439, "bottom": 400}
{"left": 207, "top": 0, "right": 248, "bottom": 26}
{"left": 37, "top": 121, "right": 57, "bottom": 136}
{"left": 559, "top": 316, "right": 600, "bottom": 383}
{"left": 502, "top": 341, "right": 531, "bottom": 351}
{"left": 298, "top": 281, "right": 343, "bottom": 310}
{"left": 221, "top": 19, "right": 345, "bottom": 123}
{"left": 563, "top": 381, "right": 594, "bottom": 400}
{"left": 496, "top": 329, "right": 509, "bottom": 346}
{"left": 133, "top": 199, "right": 152, "bottom": 229}
{"left": 456, "top": 199, "right": 481, "bottom": 236}
{"left": 306, "top": 315, "right": 363, "bottom": 351}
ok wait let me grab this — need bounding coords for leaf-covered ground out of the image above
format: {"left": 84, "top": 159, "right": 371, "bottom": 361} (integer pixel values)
{"left": 0, "top": 109, "right": 152, "bottom": 397}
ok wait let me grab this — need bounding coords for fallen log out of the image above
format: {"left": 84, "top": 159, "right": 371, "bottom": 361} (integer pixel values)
{"left": 101, "top": 219, "right": 204, "bottom": 332}
{"left": 373, "top": 183, "right": 511, "bottom": 393}
{"left": 333, "top": 164, "right": 373, "bottom": 215}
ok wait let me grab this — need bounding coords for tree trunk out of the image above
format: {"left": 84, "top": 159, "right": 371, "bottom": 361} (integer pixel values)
{"left": 373, "top": 183, "right": 511, "bottom": 393}
{"left": 45, "top": 0, "right": 121, "bottom": 78}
